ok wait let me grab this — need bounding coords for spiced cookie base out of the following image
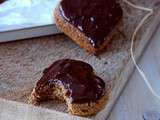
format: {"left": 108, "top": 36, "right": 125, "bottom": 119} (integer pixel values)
{"left": 29, "top": 85, "right": 108, "bottom": 116}
{"left": 54, "top": 4, "right": 122, "bottom": 54}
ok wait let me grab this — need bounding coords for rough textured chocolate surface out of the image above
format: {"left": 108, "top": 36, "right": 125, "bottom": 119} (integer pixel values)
{"left": 60, "top": 0, "right": 123, "bottom": 48}
{"left": 35, "top": 59, "right": 105, "bottom": 103}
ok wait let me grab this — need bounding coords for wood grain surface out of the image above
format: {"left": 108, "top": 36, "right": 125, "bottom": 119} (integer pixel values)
{"left": 109, "top": 23, "right": 160, "bottom": 120}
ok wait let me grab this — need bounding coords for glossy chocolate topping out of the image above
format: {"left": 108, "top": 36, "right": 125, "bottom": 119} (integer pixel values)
{"left": 59, "top": 0, "right": 123, "bottom": 48}
{"left": 36, "top": 59, "right": 105, "bottom": 103}
{"left": 0, "top": 0, "right": 5, "bottom": 4}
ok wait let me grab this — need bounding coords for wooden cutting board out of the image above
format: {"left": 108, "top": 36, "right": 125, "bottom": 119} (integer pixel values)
{"left": 0, "top": 1, "right": 160, "bottom": 120}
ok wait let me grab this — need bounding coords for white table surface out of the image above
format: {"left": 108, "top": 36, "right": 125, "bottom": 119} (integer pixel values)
{"left": 108, "top": 22, "right": 160, "bottom": 120}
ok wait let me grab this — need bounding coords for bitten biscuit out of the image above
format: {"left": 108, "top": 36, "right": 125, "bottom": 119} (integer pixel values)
{"left": 54, "top": 0, "right": 123, "bottom": 54}
{"left": 29, "top": 59, "right": 108, "bottom": 116}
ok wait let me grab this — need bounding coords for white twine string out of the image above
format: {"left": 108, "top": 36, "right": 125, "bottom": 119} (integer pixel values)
{"left": 123, "top": 0, "right": 160, "bottom": 100}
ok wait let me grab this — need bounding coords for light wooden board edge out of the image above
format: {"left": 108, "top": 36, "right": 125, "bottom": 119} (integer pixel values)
{"left": 0, "top": 24, "right": 61, "bottom": 43}
{"left": 0, "top": 98, "right": 90, "bottom": 120}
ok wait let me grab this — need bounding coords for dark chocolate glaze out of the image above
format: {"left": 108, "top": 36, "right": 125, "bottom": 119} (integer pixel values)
{"left": 60, "top": 0, "right": 123, "bottom": 48}
{"left": 36, "top": 59, "right": 105, "bottom": 103}
{"left": 0, "top": 0, "right": 5, "bottom": 4}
